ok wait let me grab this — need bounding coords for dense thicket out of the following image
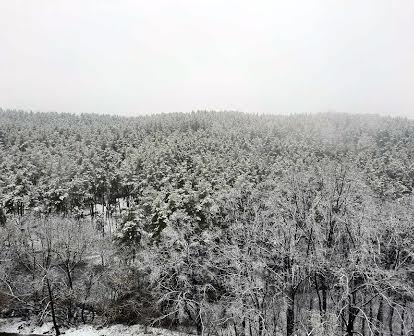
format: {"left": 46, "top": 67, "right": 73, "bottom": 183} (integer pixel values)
{"left": 0, "top": 109, "right": 413, "bottom": 336}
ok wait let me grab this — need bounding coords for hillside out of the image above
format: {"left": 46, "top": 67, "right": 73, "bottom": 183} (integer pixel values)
{"left": 0, "top": 109, "right": 414, "bottom": 336}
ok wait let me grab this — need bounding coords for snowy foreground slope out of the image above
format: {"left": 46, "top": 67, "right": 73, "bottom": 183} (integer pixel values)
{"left": 0, "top": 318, "right": 191, "bottom": 336}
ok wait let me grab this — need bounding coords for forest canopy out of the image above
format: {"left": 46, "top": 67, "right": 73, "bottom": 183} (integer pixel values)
{"left": 0, "top": 109, "right": 414, "bottom": 336}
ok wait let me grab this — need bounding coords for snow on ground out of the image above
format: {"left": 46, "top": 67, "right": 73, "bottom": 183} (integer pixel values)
{"left": 0, "top": 318, "right": 192, "bottom": 336}
{"left": 0, "top": 318, "right": 53, "bottom": 334}
{"left": 64, "top": 324, "right": 185, "bottom": 336}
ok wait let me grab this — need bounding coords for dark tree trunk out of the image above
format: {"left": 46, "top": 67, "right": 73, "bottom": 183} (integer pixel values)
{"left": 321, "top": 284, "right": 327, "bottom": 316}
{"left": 233, "top": 320, "right": 238, "bottom": 336}
{"left": 0, "top": 207, "right": 6, "bottom": 226}
{"left": 389, "top": 302, "right": 395, "bottom": 335}
{"left": 400, "top": 299, "right": 406, "bottom": 336}
{"left": 369, "top": 299, "right": 373, "bottom": 331}
{"left": 66, "top": 264, "right": 74, "bottom": 322}
{"left": 346, "top": 282, "right": 359, "bottom": 336}
{"left": 46, "top": 278, "right": 60, "bottom": 336}
{"left": 286, "top": 289, "right": 295, "bottom": 336}
{"left": 81, "top": 303, "right": 86, "bottom": 324}
{"left": 196, "top": 321, "right": 202, "bottom": 336}
{"left": 374, "top": 296, "right": 384, "bottom": 336}
{"left": 314, "top": 275, "right": 323, "bottom": 320}
{"left": 66, "top": 263, "right": 73, "bottom": 290}
{"left": 346, "top": 305, "right": 359, "bottom": 336}
{"left": 258, "top": 314, "right": 265, "bottom": 336}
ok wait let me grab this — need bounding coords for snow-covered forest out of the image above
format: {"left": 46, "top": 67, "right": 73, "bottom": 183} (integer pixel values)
{"left": 0, "top": 109, "right": 414, "bottom": 336}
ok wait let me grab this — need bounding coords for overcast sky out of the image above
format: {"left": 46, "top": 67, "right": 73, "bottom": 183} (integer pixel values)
{"left": 0, "top": 1, "right": 413, "bottom": 117}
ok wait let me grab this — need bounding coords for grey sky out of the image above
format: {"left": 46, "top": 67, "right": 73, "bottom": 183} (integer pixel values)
{"left": 0, "top": 1, "right": 413, "bottom": 117}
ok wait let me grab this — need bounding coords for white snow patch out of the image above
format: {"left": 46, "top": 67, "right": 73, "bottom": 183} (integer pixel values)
{"left": 0, "top": 318, "right": 53, "bottom": 334}
{"left": 0, "top": 318, "right": 192, "bottom": 336}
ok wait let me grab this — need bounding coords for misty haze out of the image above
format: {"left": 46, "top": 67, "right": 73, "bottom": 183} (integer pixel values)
{"left": 1, "top": 2, "right": 414, "bottom": 336}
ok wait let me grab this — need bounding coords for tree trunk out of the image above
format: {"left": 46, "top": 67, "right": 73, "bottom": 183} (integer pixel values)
{"left": 286, "top": 289, "right": 295, "bottom": 336}
{"left": 374, "top": 296, "right": 384, "bottom": 336}
{"left": 361, "top": 314, "right": 366, "bottom": 336}
{"left": 314, "top": 275, "right": 324, "bottom": 324}
{"left": 196, "top": 321, "right": 202, "bottom": 336}
{"left": 346, "top": 292, "right": 359, "bottom": 336}
{"left": 389, "top": 302, "right": 395, "bottom": 336}
{"left": 81, "top": 303, "right": 86, "bottom": 324}
{"left": 369, "top": 299, "right": 373, "bottom": 333}
{"left": 46, "top": 277, "right": 60, "bottom": 336}
{"left": 346, "top": 306, "right": 359, "bottom": 336}
{"left": 66, "top": 264, "right": 74, "bottom": 321}
{"left": 233, "top": 319, "right": 238, "bottom": 336}
{"left": 258, "top": 314, "right": 265, "bottom": 336}
{"left": 321, "top": 284, "right": 327, "bottom": 316}
{"left": 66, "top": 263, "right": 73, "bottom": 290}
{"left": 400, "top": 299, "right": 406, "bottom": 336}
{"left": 185, "top": 302, "right": 202, "bottom": 335}
{"left": 307, "top": 295, "right": 314, "bottom": 334}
